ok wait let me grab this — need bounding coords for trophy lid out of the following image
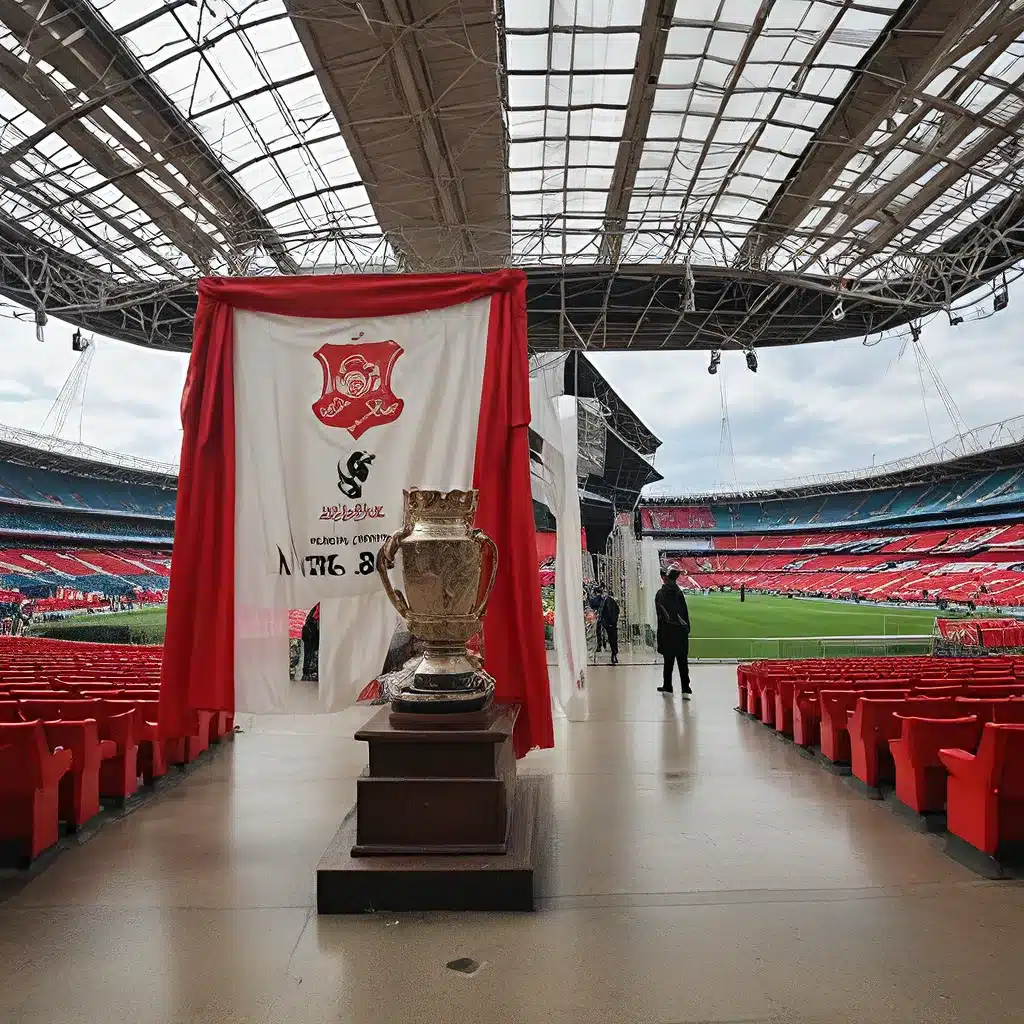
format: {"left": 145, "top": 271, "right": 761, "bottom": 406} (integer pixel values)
{"left": 403, "top": 487, "right": 479, "bottom": 521}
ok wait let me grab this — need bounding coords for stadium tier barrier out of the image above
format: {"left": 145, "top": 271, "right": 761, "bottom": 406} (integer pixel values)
{"left": 0, "top": 636, "right": 231, "bottom": 866}
{"left": 736, "top": 656, "right": 1024, "bottom": 860}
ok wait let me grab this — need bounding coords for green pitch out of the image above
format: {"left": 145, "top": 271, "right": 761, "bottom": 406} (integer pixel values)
{"left": 681, "top": 592, "right": 940, "bottom": 660}
{"left": 27, "top": 593, "right": 947, "bottom": 661}
{"left": 28, "top": 607, "right": 168, "bottom": 645}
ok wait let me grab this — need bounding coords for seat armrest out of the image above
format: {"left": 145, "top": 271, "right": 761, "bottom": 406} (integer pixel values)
{"left": 938, "top": 747, "right": 979, "bottom": 779}
{"left": 45, "top": 746, "right": 73, "bottom": 784}
{"left": 42, "top": 720, "right": 100, "bottom": 770}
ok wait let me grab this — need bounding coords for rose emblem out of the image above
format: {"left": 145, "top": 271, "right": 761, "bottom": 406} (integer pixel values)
{"left": 313, "top": 340, "right": 404, "bottom": 439}
{"left": 335, "top": 355, "right": 381, "bottom": 399}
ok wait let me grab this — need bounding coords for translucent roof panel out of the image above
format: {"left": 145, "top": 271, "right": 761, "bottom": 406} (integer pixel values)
{"left": 0, "top": 0, "right": 392, "bottom": 281}
{"left": 1, "top": 0, "right": 1023, "bottom": 334}
{"left": 505, "top": 0, "right": 908, "bottom": 268}
{"left": 103, "top": 0, "right": 391, "bottom": 271}
{"left": 787, "top": 19, "right": 1024, "bottom": 287}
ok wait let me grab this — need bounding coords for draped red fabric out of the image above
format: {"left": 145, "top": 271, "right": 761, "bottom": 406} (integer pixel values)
{"left": 159, "top": 270, "right": 554, "bottom": 755}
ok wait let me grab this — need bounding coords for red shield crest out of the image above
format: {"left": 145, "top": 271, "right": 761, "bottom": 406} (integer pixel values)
{"left": 312, "top": 340, "right": 404, "bottom": 439}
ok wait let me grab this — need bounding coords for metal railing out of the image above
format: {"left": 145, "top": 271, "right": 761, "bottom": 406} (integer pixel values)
{"left": 591, "top": 632, "right": 935, "bottom": 664}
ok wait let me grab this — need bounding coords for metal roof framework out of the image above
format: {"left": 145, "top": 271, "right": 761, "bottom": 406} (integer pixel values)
{"left": 1, "top": 0, "right": 1024, "bottom": 349}
{"left": 0, "top": 423, "right": 177, "bottom": 488}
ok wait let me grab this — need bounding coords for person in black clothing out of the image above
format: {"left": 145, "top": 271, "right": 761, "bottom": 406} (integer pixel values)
{"left": 301, "top": 603, "right": 320, "bottom": 681}
{"left": 655, "top": 568, "right": 691, "bottom": 696}
{"left": 599, "top": 590, "right": 620, "bottom": 665}
{"left": 590, "top": 584, "right": 607, "bottom": 652}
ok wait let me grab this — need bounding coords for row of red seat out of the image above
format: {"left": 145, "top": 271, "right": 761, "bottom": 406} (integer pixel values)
{"left": 0, "top": 637, "right": 229, "bottom": 865}
{"left": 736, "top": 657, "right": 1024, "bottom": 858}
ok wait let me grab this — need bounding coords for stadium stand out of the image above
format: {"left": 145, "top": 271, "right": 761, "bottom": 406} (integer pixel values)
{"left": 641, "top": 468, "right": 1024, "bottom": 535}
{"left": 660, "top": 541, "right": 1024, "bottom": 606}
{"left": 0, "top": 429, "right": 174, "bottom": 619}
{"left": 642, "top": 441, "right": 1024, "bottom": 607}
{"left": 736, "top": 656, "right": 1024, "bottom": 860}
{"left": 0, "top": 461, "right": 173, "bottom": 516}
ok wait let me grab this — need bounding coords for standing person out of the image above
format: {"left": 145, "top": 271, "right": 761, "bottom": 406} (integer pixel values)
{"left": 301, "top": 603, "right": 320, "bottom": 681}
{"left": 655, "top": 568, "right": 691, "bottom": 696}
{"left": 590, "top": 584, "right": 606, "bottom": 653}
{"left": 599, "top": 588, "right": 620, "bottom": 665}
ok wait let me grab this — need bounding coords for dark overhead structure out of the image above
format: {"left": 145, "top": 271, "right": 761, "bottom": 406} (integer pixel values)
{"left": 0, "top": 0, "right": 1023, "bottom": 351}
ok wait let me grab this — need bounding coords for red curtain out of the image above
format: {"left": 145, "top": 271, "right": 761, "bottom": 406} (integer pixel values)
{"left": 160, "top": 271, "right": 553, "bottom": 755}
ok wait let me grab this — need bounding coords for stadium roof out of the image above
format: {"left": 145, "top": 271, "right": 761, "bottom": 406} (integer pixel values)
{"left": 643, "top": 413, "right": 1024, "bottom": 501}
{"left": 2, "top": 1, "right": 1024, "bottom": 351}
{"left": 0, "top": 424, "right": 177, "bottom": 488}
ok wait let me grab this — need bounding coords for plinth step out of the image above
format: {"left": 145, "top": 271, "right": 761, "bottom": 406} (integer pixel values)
{"left": 317, "top": 775, "right": 540, "bottom": 913}
{"left": 356, "top": 773, "right": 508, "bottom": 849}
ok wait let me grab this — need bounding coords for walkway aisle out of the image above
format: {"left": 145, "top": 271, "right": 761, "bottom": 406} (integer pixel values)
{"left": 1, "top": 665, "right": 1022, "bottom": 1023}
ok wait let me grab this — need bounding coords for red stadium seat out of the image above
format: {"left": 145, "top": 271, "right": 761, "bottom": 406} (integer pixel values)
{"left": 820, "top": 690, "right": 910, "bottom": 764}
{"left": 18, "top": 699, "right": 139, "bottom": 800}
{"left": 102, "top": 700, "right": 166, "bottom": 785}
{"left": 890, "top": 715, "right": 984, "bottom": 813}
{"left": 792, "top": 687, "right": 821, "bottom": 748}
{"left": 940, "top": 723, "right": 1024, "bottom": 856}
{"left": 849, "top": 698, "right": 963, "bottom": 788}
{"left": 41, "top": 720, "right": 117, "bottom": 829}
{"left": 95, "top": 708, "right": 139, "bottom": 801}
{"left": 992, "top": 699, "right": 1024, "bottom": 724}
{"left": 0, "top": 721, "right": 73, "bottom": 864}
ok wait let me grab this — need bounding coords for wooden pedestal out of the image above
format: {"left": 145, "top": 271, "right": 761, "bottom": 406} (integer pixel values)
{"left": 316, "top": 703, "right": 538, "bottom": 913}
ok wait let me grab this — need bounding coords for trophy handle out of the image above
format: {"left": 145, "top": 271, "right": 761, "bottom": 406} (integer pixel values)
{"left": 376, "top": 531, "right": 411, "bottom": 618}
{"left": 470, "top": 531, "right": 499, "bottom": 619}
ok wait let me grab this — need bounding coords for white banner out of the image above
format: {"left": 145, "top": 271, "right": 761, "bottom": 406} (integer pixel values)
{"left": 233, "top": 299, "right": 491, "bottom": 713}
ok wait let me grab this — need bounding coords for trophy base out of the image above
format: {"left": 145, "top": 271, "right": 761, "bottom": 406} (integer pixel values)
{"left": 390, "top": 670, "right": 495, "bottom": 715}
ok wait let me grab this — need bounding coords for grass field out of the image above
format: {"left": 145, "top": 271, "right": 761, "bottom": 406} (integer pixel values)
{"left": 683, "top": 592, "right": 940, "bottom": 659}
{"left": 24, "top": 592, "right": 947, "bottom": 660}
{"left": 28, "top": 607, "right": 168, "bottom": 645}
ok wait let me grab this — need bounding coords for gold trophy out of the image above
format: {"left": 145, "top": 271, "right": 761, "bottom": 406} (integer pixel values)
{"left": 377, "top": 488, "right": 497, "bottom": 713}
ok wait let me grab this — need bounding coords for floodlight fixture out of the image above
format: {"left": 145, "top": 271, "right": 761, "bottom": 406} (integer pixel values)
{"left": 708, "top": 349, "right": 721, "bottom": 375}
{"left": 994, "top": 277, "right": 1009, "bottom": 313}
{"left": 745, "top": 348, "right": 758, "bottom": 373}
{"left": 946, "top": 308, "right": 964, "bottom": 327}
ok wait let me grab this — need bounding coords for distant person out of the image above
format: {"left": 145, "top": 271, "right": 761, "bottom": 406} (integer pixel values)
{"left": 590, "top": 584, "right": 607, "bottom": 653}
{"left": 599, "top": 589, "right": 620, "bottom": 665}
{"left": 655, "top": 568, "right": 691, "bottom": 696}
{"left": 301, "top": 603, "right": 320, "bottom": 681}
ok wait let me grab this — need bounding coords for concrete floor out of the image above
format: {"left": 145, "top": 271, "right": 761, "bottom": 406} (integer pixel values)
{"left": 1, "top": 663, "right": 1022, "bottom": 1023}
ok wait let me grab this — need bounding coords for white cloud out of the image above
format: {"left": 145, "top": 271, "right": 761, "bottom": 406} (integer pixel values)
{"left": 1, "top": 286, "right": 1021, "bottom": 497}
{"left": 592, "top": 290, "right": 1024, "bottom": 494}
{"left": 0, "top": 314, "right": 187, "bottom": 464}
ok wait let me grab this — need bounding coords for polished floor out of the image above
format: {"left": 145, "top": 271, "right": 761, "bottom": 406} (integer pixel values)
{"left": 1, "top": 664, "right": 1023, "bottom": 1023}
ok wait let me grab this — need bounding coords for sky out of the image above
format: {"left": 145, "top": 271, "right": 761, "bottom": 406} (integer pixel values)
{"left": 0, "top": 294, "right": 1021, "bottom": 493}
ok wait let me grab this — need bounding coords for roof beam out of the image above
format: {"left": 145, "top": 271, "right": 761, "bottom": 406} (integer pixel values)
{"left": 598, "top": 0, "right": 676, "bottom": 263}
{"left": 0, "top": 46, "right": 216, "bottom": 273}
{"left": 286, "top": 0, "right": 509, "bottom": 271}
{"left": 0, "top": 0, "right": 299, "bottom": 273}
{"left": 738, "top": 0, "right": 996, "bottom": 269}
